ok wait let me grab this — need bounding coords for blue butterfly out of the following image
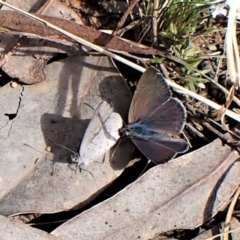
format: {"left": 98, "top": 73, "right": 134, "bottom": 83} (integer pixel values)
{"left": 124, "top": 67, "right": 188, "bottom": 164}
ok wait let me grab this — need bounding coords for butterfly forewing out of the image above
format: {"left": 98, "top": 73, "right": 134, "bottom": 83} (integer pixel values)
{"left": 128, "top": 67, "right": 171, "bottom": 123}
{"left": 79, "top": 101, "right": 122, "bottom": 165}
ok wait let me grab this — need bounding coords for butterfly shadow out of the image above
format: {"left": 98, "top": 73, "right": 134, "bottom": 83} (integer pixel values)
{"left": 98, "top": 77, "right": 135, "bottom": 170}
{"left": 40, "top": 113, "right": 89, "bottom": 167}
{"left": 98, "top": 76, "right": 131, "bottom": 123}
{"left": 109, "top": 138, "right": 134, "bottom": 170}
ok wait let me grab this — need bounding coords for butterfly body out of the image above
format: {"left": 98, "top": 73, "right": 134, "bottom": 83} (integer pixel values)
{"left": 126, "top": 122, "right": 161, "bottom": 139}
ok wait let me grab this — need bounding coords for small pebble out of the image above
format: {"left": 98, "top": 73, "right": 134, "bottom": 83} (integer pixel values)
{"left": 207, "top": 45, "right": 217, "bottom": 51}
{"left": 45, "top": 146, "right": 52, "bottom": 152}
{"left": 10, "top": 81, "right": 18, "bottom": 88}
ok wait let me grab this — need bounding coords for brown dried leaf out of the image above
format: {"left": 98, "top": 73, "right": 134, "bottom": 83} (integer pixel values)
{"left": 0, "top": 10, "right": 164, "bottom": 56}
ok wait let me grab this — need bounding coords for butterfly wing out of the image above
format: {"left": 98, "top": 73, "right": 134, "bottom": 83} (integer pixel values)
{"left": 80, "top": 101, "right": 123, "bottom": 165}
{"left": 129, "top": 67, "right": 171, "bottom": 123}
{"left": 132, "top": 135, "right": 188, "bottom": 164}
{"left": 128, "top": 67, "right": 188, "bottom": 163}
{"left": 129, "top": 67, "right": 186, "bottom": 134}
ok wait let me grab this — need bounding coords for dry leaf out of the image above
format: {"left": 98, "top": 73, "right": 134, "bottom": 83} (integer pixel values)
{"left": 52, "top": 139, "right": 240, "bottom": 240}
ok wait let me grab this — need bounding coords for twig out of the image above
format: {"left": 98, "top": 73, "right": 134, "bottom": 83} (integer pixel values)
{"left": 112, "top": 0, "right": 139, "bottom": 36}
{"left": 0, "top": 41, "right": 21, "bottom": 67}
{"left": 225, "top": 0, "right": 240, "bottom": 87}
{"left": 116, "top": 17, "right": 151, "bottom": 37}
{"left": 207, "top": 117, "right": 240, "bottom": 140}
{"left": 152, "top": 0, "right": 159, "bottom": 46}
{"left": 205, "top": 227, "right": 240, "bottom": 240}
{"left": 185, "top": 123, "right": 209, "bottom": 142}
{"left": 223, "top": 186, "right": 240, "bottom": 240}
{"left": 39, "top": 0, "right": 55, "bottom": 15}
{"left": 220, "top": 0, "right": 240, "bottom": 128}
{"left": 201, "top": 120, "right": 238, "bottom": 145}
{"left": 109, "top": 48, "right": 150, "bottom": 62}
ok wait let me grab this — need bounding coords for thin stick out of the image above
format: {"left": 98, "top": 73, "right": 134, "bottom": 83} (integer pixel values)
{"left": 152, "top": 0, "right": 159, "bottom": 45}
{"left": 223, "top": 186, "right": 240, "bottom": 240}
{"left": 207, "top": 118, "right": 240, "bottom": 139}
{"left": 137, "top": 159, "right": 151, "bottom": 178}
{"left": 113, "top": 0, "right": 139, "bottom": 36}
{"left": 39, "top": 0, "right": 55, "bottom": 15}
{"left": 205, "top": 227, "right": 240, "bottom": 240}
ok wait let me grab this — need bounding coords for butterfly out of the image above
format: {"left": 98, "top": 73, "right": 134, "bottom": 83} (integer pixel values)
{"left": 123, "top": 67, "right": 189, "bottom": 164}
{"left": 77, "top": 67, "right": 188, "bottom": 166}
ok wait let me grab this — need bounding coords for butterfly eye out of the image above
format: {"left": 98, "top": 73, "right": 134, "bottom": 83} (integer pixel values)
{"left": 70, "top": 154, "right": 79, "bottom": 164}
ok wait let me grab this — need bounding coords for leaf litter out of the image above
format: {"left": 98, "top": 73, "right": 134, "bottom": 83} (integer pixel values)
{"left": 0, "top": 53, "right": 133, "bottom": 216}
{"left": 0, "top": 0, "right": 240, "bottom": 240}
{"left": 52, "top": 139, "right": 240, "bottom": 239}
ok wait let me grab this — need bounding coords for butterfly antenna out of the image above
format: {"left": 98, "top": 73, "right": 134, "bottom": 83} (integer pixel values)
{"left": 23, "top": 143, "right": 46, "bottom": 155}
{"left": 47, "top": 139, "right": 77, "bottom": 155}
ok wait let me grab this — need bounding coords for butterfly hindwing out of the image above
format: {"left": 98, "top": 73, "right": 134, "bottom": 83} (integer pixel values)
{"left": 132, "top": 136, "right": 188, "bottom": 164}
